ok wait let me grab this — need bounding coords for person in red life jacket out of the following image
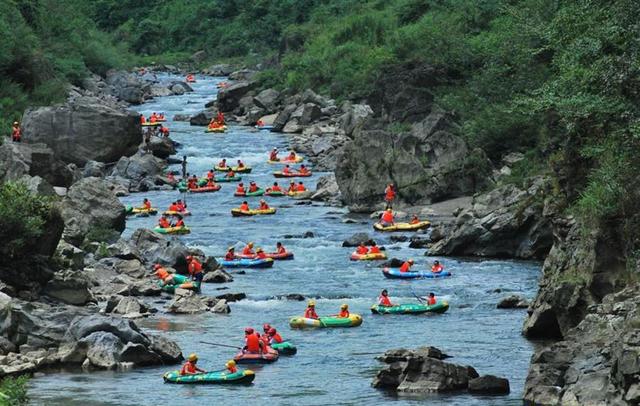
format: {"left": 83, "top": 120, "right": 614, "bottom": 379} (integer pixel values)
{"left": 242, "top": 242, "right": 255, "bottom": 256}
{"left": 296, "top": 182, "right": 306, "bottom": 192}
{"left": 237, "top": 160, "right": 245, "bottom": 169}
{"left": 150, "top": 112, "right": 158, "bottom": 123}
{"left": 180, "top": 353, "right": 205, "bottom": 375}
{"left": 225, "top": 247, "right": 236, "bottom": 261}
{"left": 336, "top": 304, "right": 350, "bottom": 318}
{"left": 356, "top": 244, "right": 369, "bottom": 255}
{"left": 258, "top": 332, "right": 270, "bottom": 349}
{"left": 216, "top": 111, "right": 225, "bottom": 125}
{"left": 269, "top": 148, "right": 279, "bottom": 161}
{"left": 218, "top": 158, "right": 227, "bottom": 168}
{"left": 298, "top": 164, "right": 310, "bottom": 175}
{"left": 426, "top": 292, "right": 437, "bottom": 305}
{"left": 158, "top": 215, "right": 170, "bottom": 228}
{"left": 282, "top": 165, "right": 291, "bottom": 175}
{"left": 239, "top": 201, "right": 250, "bottom": 212}
{"left": 152, "top": 263, "right": 174, "bottom": 284}
{"left": 168, "top": 201, "right": 179, "bottom": 212}
{"left": 431, "top": 260, "right": 444, "bottom": 274}
{"left": 243, "top": 328, "right": 263, "bottom": 353}
{"left": 269, "top": 182, "right": 282, "bottom": 192}
{"left": 378, "top": 289, "right": 394, "bottom": 306}
{"left": 186, "top": 74, "right": 195, "bottom": 82}
{"left": 286, "top": 181, "right": 296, "bottom": 193}
{"left": 287, "top": 151, "right": 297, "bottom": 161}
{"left": 384, "top": 183, "right": 396, "bottom": 208}
{"left": 158, "top": 113, "right": 165, "bottom": 120}
{"left": 268, "top": 327, "right": 283, "bottom": 344}
{"left": 226, "top": 168, "right": 236, "bottom": 178}
{"left": 142, "top": 198, "right": 152, "bottom": 210}
{"left": 262, "top": 323, "right": 272, "bottom": 335}
{"left": 275, "top": 242, "right": 286, "bottom": 254}
{"left": 186, "top": 255, "right": 204, "bottom": 283}
{"left": 410, "top": 214, "right": 420, "bottom": 224}
{"left": 176, "top": 199, "right": 186, "bottom": 212}
{"left": 256, "top": 119, "right": 264, "bottom": 127}
{"left": 304, "top": 300, "right": 319, "bottom": 319}
{"left": 159, "top": 125, "right": 170, "bottom": 137}
{"left": 11, "top": 122, "right": 21, "bottom": 142}
{"left": 236, "top": 183, "right": 246, "bottom": 195}
{"left": 174, "top": 214, "right": 185, "bottom": 228}
{"left": 248, "top": 181, "right": 259, "bottom": 193}
{"left": 255, "top": 248, "right": 267, "bottom": 259}
{"left": 187, "top": 175, "right": 198, "bottom": 190}
{"left": 206, "top": 170, "right": 215, "bottom": 180}
{"left": 258, "top": 199, "right": 270, "bottom": 210}
{"left": 167, "top": 172, "right": 176, "bottom": 184}
{"left": 140, "top": 114, "right": 146, "bottom": 124}
{"left": 399, "top": 259, "right": 414, "bottom": 273}
{"left": 206, "top": 177, "right": 217, "bottom": 188}
{"left": 369, "top": 242, "right": 382, "bottom": 254}
{"left": 380, "top": 208, "right": 394, "bottom": 226}
{"left": 225, "top": 360, "right": 237, "bottom": 374}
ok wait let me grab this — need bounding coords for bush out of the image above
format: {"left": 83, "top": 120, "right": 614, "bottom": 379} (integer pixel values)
{"left": 0, "top": 375, "right": 29, "bottom": 406}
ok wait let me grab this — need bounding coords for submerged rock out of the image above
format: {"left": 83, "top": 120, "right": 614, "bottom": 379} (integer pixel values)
{"left": 496, "top": 295, "right": 529, "bottom": 309}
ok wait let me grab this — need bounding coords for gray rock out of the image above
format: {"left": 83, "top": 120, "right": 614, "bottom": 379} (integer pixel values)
{"left": 81, "top": 331, "right": 123, "bottom": 369}
{"left": 105, "top": 70, "right": 149, "bottom": 104}
{"left": 147, "top": 136, "right": 176, "bottom": 159}
{"left": 217, "top": 81, "right": 257, "bottom": 112}
{"left": 272, "top": 104, "right": 298, "bottom": 132}
{"left": 311, "top": 174, "right": 342, "bottom": 204}
{"left": 299, "top": 103, "right": 322, "bottom": 125}
{"left": 111, "top": 151, "right": 166, "bottom": 183}
{"left": 408, "top": 237, "right": 430, "bottom": 249}
{"left": 65, "top": 315, "right": 149, "bottom": 346}
{"left": 22, "top": 96, "right": 141, "bottom": 165}
{"left": 167, "top": 290, "right": 209, "bottom": 314}
{"left": 211, "top": 299, "right": 231, "bottom": 314}
{"left": 118, "top": 342, "right": 162, "bottom": 366}
{"left": 83, "top": 160, "right": 106, "bottom": 178}
{"left": 21, "top": 175, "right": 55, "bottom": 196}
{"left": 105, "top": 295, "right": 149, "bottom": 316}
{"left": 253, "top": 89, "right": 280, "bottom": 111}
{"left": 342, "top": 233, "right": 376, "bottom": 247}
{"left": 497, "top": 295, "right": 529, "bottom": 309}
{"left": 190, "top": 50, "right": 206, "bottom": 63}
{"left": 282, "top": 118, "right": 302, "bottom": 133}
{"left": 468, "top": 375, "right": 510, "bottom": 394}
{"left": 173, "top": 114, "right": 190, "bottom": 121}
{"left": 170, "top": 83, "right": 191, "bottom": 95}
{"left": 0, "top": 142, "right": 74, "bottom": 187}
{"left": 203, "top": 64, "right": 234, "bottom": 76}
{"left": 55, "top": 241, "right": 85, "bottom": 270}
{"left": 43, "top": 270, "right": 95, "bottom": 305}
{"left": 148, "top": 84, "right": 173, "bottom": 98}
{"left": 202, "top": 269, "right": 233, "bottom": 283}
{"left": 149, "top": 334, "right": 183, "bottom": 363}
{"left": 228, "top": 69, "right": 257, "bottom": 81}
{"left": 129, "top": 228, "right": 193, "bottom": 272}
{"left": 189, "top": 109, "right": 217, "bottom": 126}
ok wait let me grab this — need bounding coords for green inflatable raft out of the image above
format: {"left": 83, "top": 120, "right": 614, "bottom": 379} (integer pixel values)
{"left": 177, "top": 179, "right": 207, "bottom": 192}
{"left": 271, "top": 341, "right": 297, "bottom": 355}
{"left": 163, "top": 369, "right": 255, "bottom": 384}
{"left": 370, "top": 301, "right": 449, "bottom": 315}
{"left": 158, "top": 273, "right": 200, "bottom": 293}
{"left": 289, "top": 314, "right": 363, "bottom": 328}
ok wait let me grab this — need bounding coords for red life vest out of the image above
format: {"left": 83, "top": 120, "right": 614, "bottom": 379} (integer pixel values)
{"left": 245, "top": 334, "right": 261, "bottom": 352}
{"left": 379, "top": 295, "right": 392, "bottom": 306}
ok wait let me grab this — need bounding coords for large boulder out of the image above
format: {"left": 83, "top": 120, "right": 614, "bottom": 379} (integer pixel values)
{"left": 189, "top": 109, "right": 217, "bottom": 126}
{"left": 228, "top": 69, "right": 257, "bottom": 81}
{"left": 147, "top": 136, "right": 176, "bottom": 159}
{"left": 111, "top": 152, "right": 166, "bottom": 183}
{"left": 272, "top": 104, "right": 298, "bottom": 132}
{"left": 335, "top": 112, "right": 492, "bottom": 211}
{"left": 22, "top": 96, "right": 141, "bottom": 165}
{"left": 203, "top": 64, "right": 235, "bottom": 76}
{"left": 60, "top": 177, "right": 126, "bottom": 246}
{"left": 129, "top": 228, "right": 193, "bottom": 271}
{"left": 342, "top": 233, "right": 375, "bottom": 247}
{"left": 43, "top": 270, "right": 95, "bottom": 305}
{"left": 253, "top": 89, "right": 280, "bottom": 112}
{"left": 104, "top": 70, "right": 149, "bottom": 104}
{"left": 217, "top": 81, "right": 257, "bottom": 112}
{"left": 311, "top": 174, "right": 342, "bottom": 204}
{"left": 0, "top": 142, "right": 74, "bottom": 187}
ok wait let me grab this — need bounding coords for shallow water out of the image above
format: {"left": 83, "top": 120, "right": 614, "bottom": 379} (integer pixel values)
{"left": 28, "top": 74, "right": 540, "bottom": 406}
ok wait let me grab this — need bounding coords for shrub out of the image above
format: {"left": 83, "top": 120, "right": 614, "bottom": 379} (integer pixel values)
{"left": 0, "top": 375, "right": 29, "bottom": 406}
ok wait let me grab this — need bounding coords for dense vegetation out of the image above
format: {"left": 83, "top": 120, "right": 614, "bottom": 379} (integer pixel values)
{"left": 0, "top": 375, "right": 29, "bottom": 405}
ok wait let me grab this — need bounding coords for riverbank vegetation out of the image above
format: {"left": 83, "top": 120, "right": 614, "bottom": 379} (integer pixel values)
{"left": 0, "top": 375, "right": 29, "bottom": 406}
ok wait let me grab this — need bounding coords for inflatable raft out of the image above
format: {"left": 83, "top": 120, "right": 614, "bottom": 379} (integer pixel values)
{"left": 126, "top": 206, "right": 158, "bottom": 215}
{"left": 287, "top": 190, "right": 309, "bottom": 197}
{"left": 371, "top": 301, "right": 449, "bottom": 315}
{"left": 205, "top": 126, "right": 226, "bottom": 133}
{"left": 271, "top": 341, "right": 297, "bottom": 355}
{"left": 189, "top": 185, "right": 221, "bottom": 193}
{"left": 234, "top": 188, "right": 264, "bottom": 197}
{"left": 273, "top": 171, "right": 312, "bottom": 178}
{"left": 153, "top": 226, "right": 191, "bottom": 235}
{"left": 265, "top": 190, "right": 286, "bottom": 197}
{"left": 382, "top": 267, "right": 452, "bottom": 279}
{"left": 236, "top": 251, "right": 294, "bottom": 260}
{"left": 163, "top": 210, "right": 191, "bottom": 216}
{"left": 233, "top": 349, "right": 279, "bottom": 364}
{"left": 289, "top": 314, "right": 363, "bottom": 329}
{"left": 219, "top": 258, "right": 274, "bottom": 268}
{"left": 255, "top": 125, "right": 274, "bottom": 130}
{"left": 268, "top": 156, "right": 304, "bottom": 164}
{"left": 141, "top": 122, "right": 161, "bottom": 127}
{"left": 215, "top": 165, "right": 252, "bottom": 174}
{"left": 159, "top": 273, "right": 200, "bottom": 293}
{"left": 215, "top": 176, "right": 242, "bottom": 182}
{"left": 373, "top": 221, "right": 431, "bottom": 232}
{"left": 163, "top": 369, "right": 254, "bottom": 384}
{"left": 231, "top": 208, "right": 276, "bottom": 217}
{"left": 350, "top": 252, "right": 387, "bottom": 261}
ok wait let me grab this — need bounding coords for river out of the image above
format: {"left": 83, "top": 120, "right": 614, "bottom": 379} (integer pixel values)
{"left": 28, "top": 74, "right": 540, "bottom": 406}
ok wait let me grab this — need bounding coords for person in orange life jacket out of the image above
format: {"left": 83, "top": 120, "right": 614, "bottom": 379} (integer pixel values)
{"left": 176, "top": 199, "right": 186, "bottom": 211}
{"left": 206, "top": 178, "right": 217, "bottom": 188}
{"left": 258, "top": 332, "right": 270, "bottom": 349}
{"left": 256, "top": 119, "right": 264, "bottom": 127}
{"left": 356, "top": 244, "right": 369, "bottom": 255}
{"left": 225, "top": 247, "right": 236, "bottom": 261}
{"left": 267, "top": 328, "right": 283, "bottom": 344}
{"left": 296, "top": 181, "right": 306, "bottom": 192}
{"left": 186, "top": 255, "right": 203, "bottom": 283}
{"left": 243, "top": 328, "right": 263, "bottom": 353}
{"left": 287, "top": 151, "right": 297, "bottom": 161}
{"left": 431, "top": 260, "right": 444, "bottom": 274}
{"left": 270, "top": 182, "right": 282, "bottom": 192}
{"left": 304, "top": 300, "right": 318, "bottom": 319}
{"left": 384, "top": 183, "right": 396, "bottom": 204}
{"left": 187, "top": 175, "right": 198, "bottom": 189}
{"left": 239, "top": 201, "right": 250, "bottom": 211}
{"left": 426, "top": 292, "right": 437, "bottom": 305}
{"left": 11, "top": 122, "right": 21, "bottom": 142}
{"left": 242, "top": 242, "right": 255, "bottom": 256}
{"left": 275, "top": 242, "right": 286, "bottom": 254}
{"left": 218, "top": 158, "right": 227, "bottom": 168}
{"left": 139, "top": 114, "right": 146, "bottom": 124}
{"left": 174, "top": 214, "right": 185, "bottom": 228}
{"left": 410, "top": 214, "right": 420, "bottom": 224}
{"left": 158, "top": 113, "right": 165, "bottom": 120}
{"left": 299, "top": 164, "right": 310, "bottom": 175}
{"left": 159, "top": 125, "right": 169, "bottom": 137}
{"left": 150, "top": 112, "right": 158, "bottom": 123}
{"left": 142, "top": 198, "right": 151, "bottom": 210}
{"left": 282, "top": 164, "right": 291, "bottom": 175}
{"left": 236, "top": 183, "right": 246, "bottom": 194}
{"left": 158, "top": 215, "right": 170, "bottom": 228}
{"left": 225, "top": 360, "right": 237, "bottom": 374}
{"left": 399, "top": 259, "right": 414, "bottom": 273}
{"left": 262, "top": 323, "right": 272, "bottom": 335}
{"left": 269, "top": 148, "right": 278, "bottom": 161}
{"left": 379, "top": 289, "right": 394, "bottom": 306}
{"left": 258, "top": 199, "right": 270, "bottom": 210}
{"left": 237, "top": 159, "right": 245, "bottom": 169}
{"left": 180, "top": 353, "right": 205, "bottom": 375}
{"left": 380, "top": 208, "right": 394, "bottom": 226}
{"left": 208, "top": 118, "right": 221, "bottom": 129}
{"left": 335, "top": 304, "right": 349, "bottom": 318}
{"left": 226, "top": 168, "right": 236, "bottom": 178}
{"left": 255, "top": 248, "right": 267, "bottom": 259}
{"left": 216, "top": 111, "right": 225, "bottom": 125}
{"left": 152, "top": 264, "right": 173, "bottom": 284}
{"left": 287, "top": 181, "right": 296, "bottom": 193}
{"left": 248, "top": 181, "right": 259, "bottom": 193}
{"left": 369, "top": 242, "right": 382, "bottom": 254}
{"left": 168, "top": 202, "right": 179, "bottom": 212}
{"left": 207, "top": 170, "right": 215, "bottom": 180}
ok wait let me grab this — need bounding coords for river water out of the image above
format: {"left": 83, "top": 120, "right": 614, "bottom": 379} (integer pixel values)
{"left": 28, "top": 74, "right": 540, "bottom": 406}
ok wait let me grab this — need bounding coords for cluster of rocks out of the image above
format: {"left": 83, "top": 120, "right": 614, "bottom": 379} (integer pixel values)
{"left": 372, "top": 347, "right": 510, "bottom": 396}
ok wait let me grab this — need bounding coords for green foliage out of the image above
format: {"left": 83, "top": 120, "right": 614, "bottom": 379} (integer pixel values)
{"left": 0, "top": 375, "right": 29, "bottom": 406}
{"left": 0, "top": 182, "right": 56, "bottom": 260}
{"left": 84, "top": 225, "right": 120, "bottom": 245}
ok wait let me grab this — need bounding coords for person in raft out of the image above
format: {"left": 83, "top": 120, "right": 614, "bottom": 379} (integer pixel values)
{"left": 410, "top": 214, "right": 420, "bottom": 224}
{"left": 243, "top": 328, "right": 264, "bottom": 354}
{"left": 399, "top": 259, "right": 414, "bottom": 273}
{"left": 226, "top": 168, "right": 236, "bottom": 178}
{"left": 296, "top": 181, "right": 306, "bottom": 192}
{"left": 180, "top": 353, "right": 206, "bottom": 375}
{"left": 369, "top": 242, "right": 382, "bottom": 254}
{"left": 335, "top": 304, "right": 350, "bottom": 318}
{"left": 258, "top": 199, "right": 270, "bottom": 210}
{"left": 225, "top": 360, "right": 237, "bottom": 374}
{"left": 287, "top": 180, "right": 296, "bottom": 193}
{"left": 255, "top": 248, "right": 267, "bottom": 259}
{"left": 142, "top": 198, "right": 152, "bottom": 210}
{"left": 11, "top": 121, "right": 21, "bottom": 142}
{"left": 275, "top": 242, "right": 287, "bottom": 254}
{"left": 268, "top": 182, "right": 282, "bottom": 192}
{"left": 140, "top": 114, "right": 146, "bottom": 124}
{"left": 206, "top": 169, "right": 215, "bottom": 180}
{"left": 379, "top": 289, "right": 394, "bottom": 306}
{"left": 218, "top": 158, "right": 227, "bottom": 168}
{"left": 186, "top": 255, "right": 203, "bottom": 284}
{"left": 248, "top": 181, "right": 259, "bottom": 193}
{"left": 299, "top": 164, "right": 310, "bottom": 175}
{"left": 173, "top": 214, "right": 185, "bottom": 228}
{"left": 384, "top": 183, "right": 395, "bottom": 208}
{"left": 356, "top": 243, "right": 369, "bottom": 255}
{"left": 268, "top": 327, "right": 283, "bottom": 344}
{"left": 158, "top": 214, "right": 170, "bottom": 228}
{"left": 187, "top": 175, "right": 198, "bottom": 190}
{"left": 269, "top": 148, "right": 279, "bottom": 161}
{"left": 380, "top": 208, "right": 395, "bottom": 226}
{"left": 216, "top": 111, "right": 225, "bottom": 125}
{"left": 426, "top": 292, "right": 437, "bottom": 305}
{"left": 305, "top": 300, "right": 319, "bottom": 319}
{"left": 287, "top": 151, "right": 297, "bottom": 161}
{"left": 225, "top": 247, "right": 236, "bottom": 260}
{"left": 237, "top": 159, "right": 246, "bottom": 169}
{"left": 282, "top": 164, "right": 291, "bottom": 175}
{"left": 242, "top": 242, "right": 255, "bottom": 256}
{"left": 431, "top": 260, "right": 444, "bottom": 274}
{"left": 236, "top": 183, "right": 246, "bottom": 195}
{"left": 239, "top": 201, "right": 250, "bottom": 212}
{"left": 176, "top": 199, "right": 187, "bottom": 212}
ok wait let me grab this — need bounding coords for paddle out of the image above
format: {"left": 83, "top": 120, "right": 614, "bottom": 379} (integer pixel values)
{"left": 200, "top": 341, "right": 242, "bottom": 350}
{"left": 410, "top": 287, "right": 425, "bottom": 304}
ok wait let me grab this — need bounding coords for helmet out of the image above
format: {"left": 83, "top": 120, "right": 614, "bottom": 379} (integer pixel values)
{"left": 248, "top": 242, "right": 254, "bottom": 247}
{"left": 408, "top": 259, "right": 414, "bottom": 264}
{"left": 187, "top": 353, "right": 198, "bottom": 362}
{"left": 263, "top": 323, "right": 271, "bottom": 331}
{"left": 341, "top": 304, "right": 348, "bottom": 310}
{"left": 186, "top": 255, "right": 193, "bottom": 261}
{"left": 245, "top": 327, "right": 254, "bottom": 334}
{"left": 273, "top": 147, "right": 277, "bottom": 150}
{"left": 268, "top": 327, "right": 276, "bottom": 335}
{"left": 228, "top": 246, "right": 235, "bottom": 251}
{"left": 226, "top": 360, "right": 236, "bottom": 368}
{"left": 386, "top": 208, "right": 392, "bottom": 212}
{"left": 308, "top": 300, "right": 315, "bottom": 307}
{"left": 13, "top": 121, "right": 18, "bottom": 125}
{"left": 256, "top": 248, "right": 263, "bottom": 252}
